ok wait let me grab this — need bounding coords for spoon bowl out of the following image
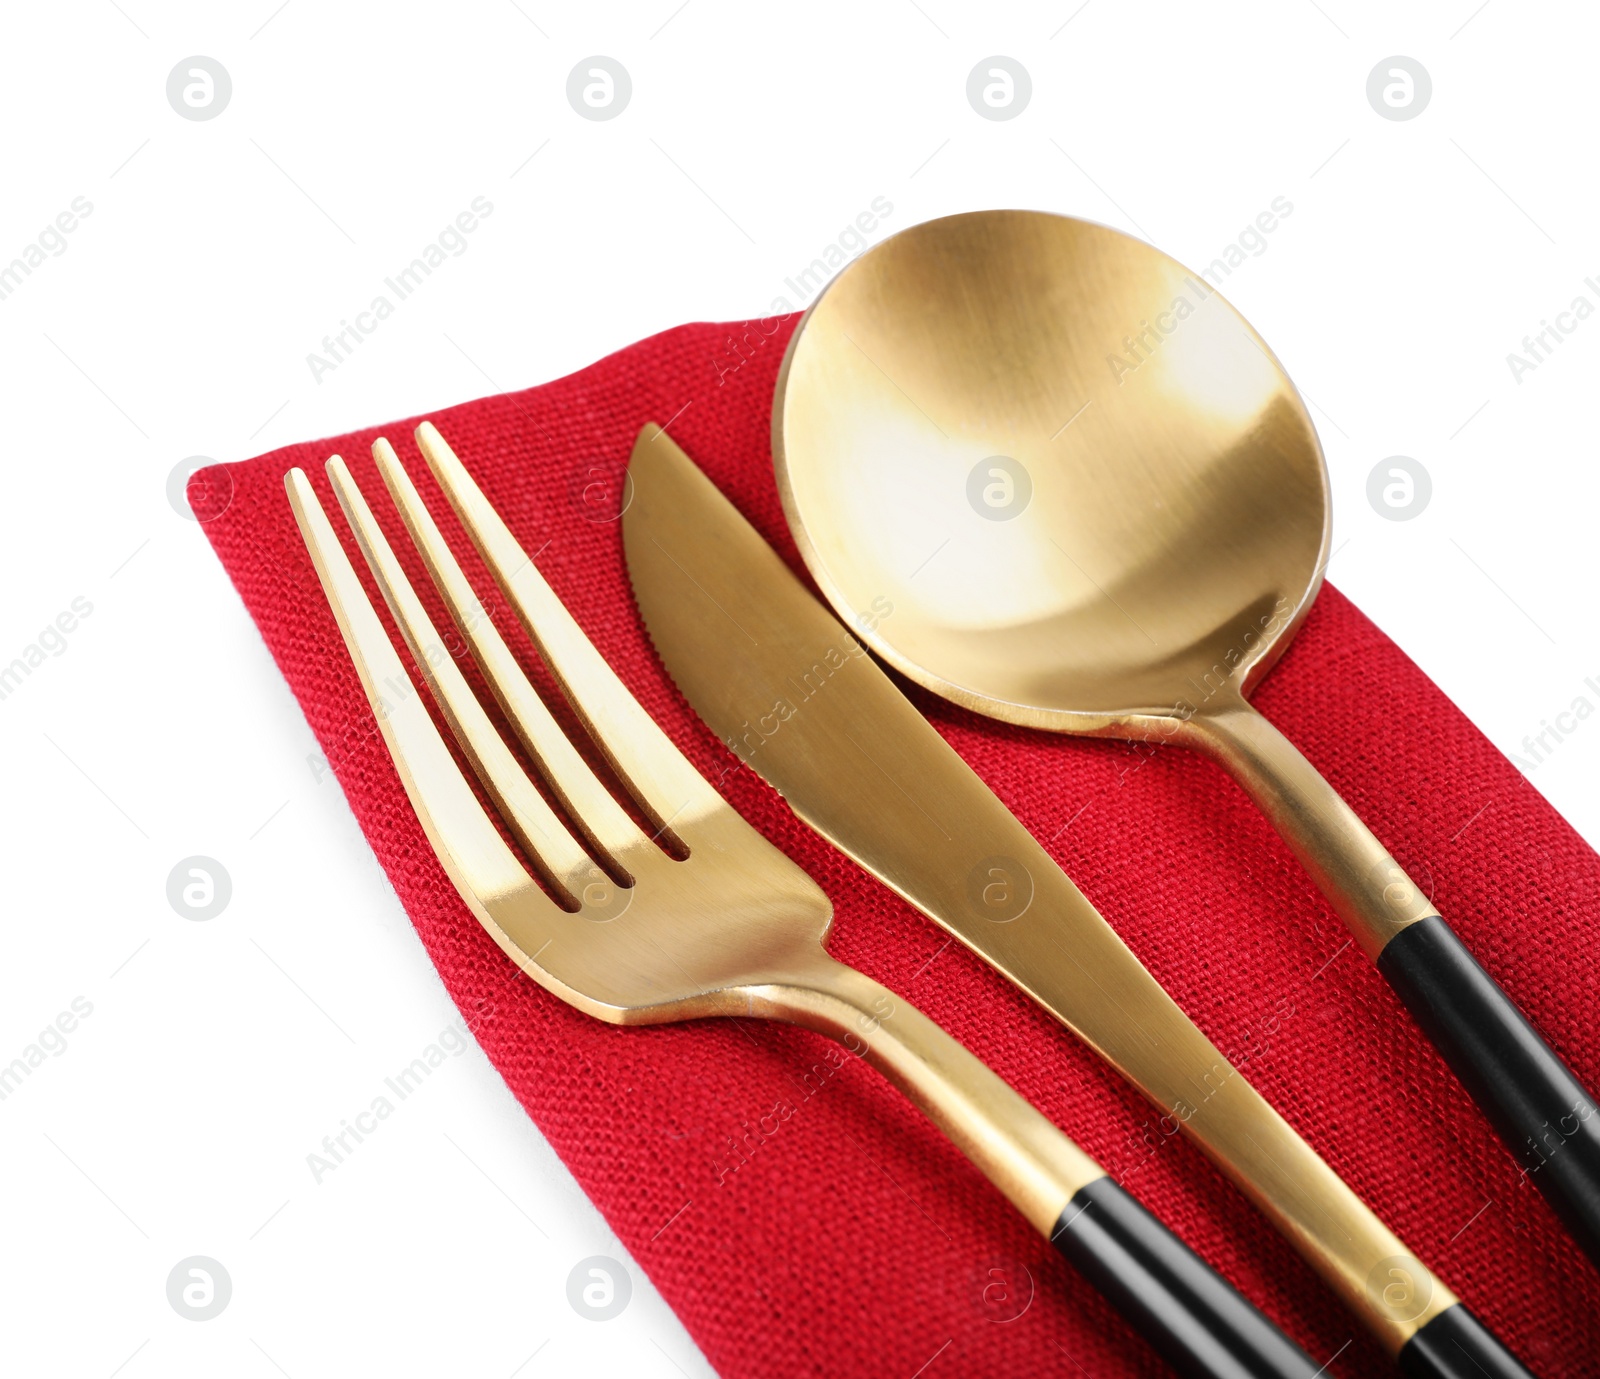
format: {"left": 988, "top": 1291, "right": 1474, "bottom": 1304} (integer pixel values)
{"left": 773, "top": 209, "right": 1328, "bottom": 732}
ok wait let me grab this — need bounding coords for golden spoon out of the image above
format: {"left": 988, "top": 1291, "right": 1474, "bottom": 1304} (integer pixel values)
{"left": 772, "top": 208, "right": 1600, "bottom": 1269}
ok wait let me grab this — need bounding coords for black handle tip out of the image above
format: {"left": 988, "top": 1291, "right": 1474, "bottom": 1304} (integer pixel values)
{"left": 1398, "top": 1303, "right": 1539, "bottom": 1379}
{"left": 1053, "top": 1177, "right": 1323, "bottom": 1378}
{"left": 1377, "top": 914, "right": 1600, "bottom": 1270}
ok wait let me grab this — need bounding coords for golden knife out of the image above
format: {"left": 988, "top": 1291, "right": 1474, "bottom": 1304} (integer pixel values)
{"left": 620, "top": 423, "right": 1536, "bottom": 1379}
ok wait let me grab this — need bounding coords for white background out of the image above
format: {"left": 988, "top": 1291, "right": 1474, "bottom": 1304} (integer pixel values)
{"left": 2, "top": 2, "right": 1596, "bottom": 1375}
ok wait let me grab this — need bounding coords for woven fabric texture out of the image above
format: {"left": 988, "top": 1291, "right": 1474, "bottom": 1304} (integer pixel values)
{"left": 198, "top": 316, "right": 1598, "bottom": 1377}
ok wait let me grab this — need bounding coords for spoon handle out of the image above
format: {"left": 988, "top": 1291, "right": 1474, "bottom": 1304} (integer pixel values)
{"left": 1185, "top": 698, "right": 1600, "bottom": 1271}
{"left": 1376, "top": 916, "right": 1600, "bottom": 1264}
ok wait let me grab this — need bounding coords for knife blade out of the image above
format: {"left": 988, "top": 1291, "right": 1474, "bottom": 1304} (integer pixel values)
{"left": 621, "top": 422, "right": 1459, "bottom": 1356}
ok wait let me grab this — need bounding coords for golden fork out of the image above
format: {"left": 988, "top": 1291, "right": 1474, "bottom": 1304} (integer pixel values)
{"left": 285, "top": 422, "right": 1326, "bottom": 1378}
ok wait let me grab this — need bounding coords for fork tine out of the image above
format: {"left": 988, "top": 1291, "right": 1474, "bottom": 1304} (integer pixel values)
{"left": 324, "top": 454, "right": 591, "bottom": 909}
{"left": 370, "top": 437, "right": 650, "bottom": 884}
{"left": 283, "top": 466, "right": 544, "bottom": 920}
{"left": 413, "top": 421, "right": 719, "bottom": 843}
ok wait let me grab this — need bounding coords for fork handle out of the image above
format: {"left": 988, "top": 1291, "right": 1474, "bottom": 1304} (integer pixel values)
{"left": 1051, "top": 1177, "right": 1325, "bottom": 1377}
{"left": 755, "top": 958, "right": 1322, "bottom": 1377}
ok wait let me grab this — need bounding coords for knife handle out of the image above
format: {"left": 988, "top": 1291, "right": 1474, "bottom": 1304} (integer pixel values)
{"left": 1398, "top": 1303, "right": 1540, "bottom": 1379}
{"left": 1052, "top": 1177, "right": 1324, "bottom": 1378}
{"left": 1050, "top": 1156, "right": 1540, "bottom": 1379}
{"left": 1377, "top": 915, "right": 1600, "bottom": 1267}
{"left": 1186, "top": 698, "right": 1600, "bottom": 1269}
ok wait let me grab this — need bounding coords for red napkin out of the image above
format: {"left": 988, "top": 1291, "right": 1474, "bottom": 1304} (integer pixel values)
{"left": 198, "top": 316, "right": 1599, "bottom": 1376}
